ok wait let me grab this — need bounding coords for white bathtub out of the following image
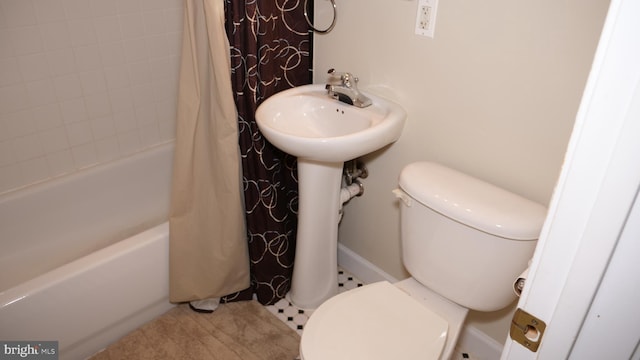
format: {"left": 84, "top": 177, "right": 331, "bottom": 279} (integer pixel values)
{"left": 0, "top": 143, "right": 175, "bottom": 359}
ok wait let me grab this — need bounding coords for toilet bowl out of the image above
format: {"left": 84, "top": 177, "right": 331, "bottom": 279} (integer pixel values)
{"left": 300, "top": 279, "right": 467, "bottom": 360}
{"left": 299, "top": 162, "right": 547, "bottom": 360}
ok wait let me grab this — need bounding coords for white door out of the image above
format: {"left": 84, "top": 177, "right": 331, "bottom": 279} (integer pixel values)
{"left": 569, "top": 187, "right": 640, "bottom": 359}
{"left": 501, "top": 0, "right": 640, "bottom": 358}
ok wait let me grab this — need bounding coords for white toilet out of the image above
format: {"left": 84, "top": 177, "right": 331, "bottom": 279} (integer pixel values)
{"left": 299, "top": 161, "right": 547, "bottom": 360}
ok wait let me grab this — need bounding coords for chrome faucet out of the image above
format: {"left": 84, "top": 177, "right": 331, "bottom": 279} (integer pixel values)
{"left": 325, "top": 69, "right": 372, "bottom": 108}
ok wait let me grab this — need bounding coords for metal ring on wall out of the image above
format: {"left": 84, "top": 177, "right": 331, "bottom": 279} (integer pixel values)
{"left": 304, "top": 0, "right": 337, "bottom": 34}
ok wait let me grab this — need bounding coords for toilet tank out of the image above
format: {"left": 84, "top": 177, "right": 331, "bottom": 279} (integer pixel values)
{"left": 396, "top": 162, "right": 547, "bottom": 312}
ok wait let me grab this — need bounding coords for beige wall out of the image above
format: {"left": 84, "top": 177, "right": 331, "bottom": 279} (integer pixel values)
{"left": 314, "top": 0, "right": 609, "bottom": 344}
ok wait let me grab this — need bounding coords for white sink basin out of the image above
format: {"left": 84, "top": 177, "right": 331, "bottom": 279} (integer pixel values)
{"left": 255, "top": 84, "right": 406, "bottom": 309}
{"left": 256, "top": 84, "right": 406, "bottom": 162}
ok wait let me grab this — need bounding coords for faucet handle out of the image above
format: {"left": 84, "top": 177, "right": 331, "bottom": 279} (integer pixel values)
{"left": 327, "top": 68, "right": 342, "bottom": 82}
{"left": 327, "top": 68, "right": 358, "bottom": 87}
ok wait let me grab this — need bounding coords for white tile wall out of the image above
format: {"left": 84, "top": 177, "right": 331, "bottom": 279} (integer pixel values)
{"left": 0, "top": 0, "right": 183, "bottom": 194}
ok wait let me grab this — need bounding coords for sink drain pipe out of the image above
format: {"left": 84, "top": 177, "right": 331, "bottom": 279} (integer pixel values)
{"left": 341, "top": 180, "right": 364, "bottom": 203}
{"left": 338, "top": 180, "right": 363, "bottom": 222}
{"left": 338, "top": 160, "right": 367, "bottom": 222}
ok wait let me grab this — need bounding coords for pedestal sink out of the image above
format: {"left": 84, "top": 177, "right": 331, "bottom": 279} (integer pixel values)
{"left": 255, "top": 84, "right": 406, "bottom": 309}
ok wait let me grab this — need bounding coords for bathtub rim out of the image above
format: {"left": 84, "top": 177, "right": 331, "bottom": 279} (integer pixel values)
{"left": 0, "top": 222, "right": 174, "bottom": 359}
{"left": 0, "top": 141, "right": 175, "bottom": 200}
{"left": 0, "top": 141, "right": 175, "bottom": 293}
{"left": 1, "top": 222, "right": 169, "bottom": 307}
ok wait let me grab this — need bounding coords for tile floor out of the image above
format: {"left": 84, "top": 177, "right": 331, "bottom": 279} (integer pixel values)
{"left": 265, "top": 268, "right": 363, "bottom": 336}
{"left": 265, "top": 267, "right": 476, "bottom": 360}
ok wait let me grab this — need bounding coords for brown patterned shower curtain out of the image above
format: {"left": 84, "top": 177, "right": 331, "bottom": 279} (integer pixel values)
{"left": 222, "top": 0, "right": 312, "bottom": 305}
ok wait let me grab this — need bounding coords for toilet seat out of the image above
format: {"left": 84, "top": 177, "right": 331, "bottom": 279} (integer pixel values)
{"left": 300, "top": 281, "right": 448, "bottom": 360}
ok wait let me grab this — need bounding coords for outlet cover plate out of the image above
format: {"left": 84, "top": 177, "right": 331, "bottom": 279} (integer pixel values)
{"left": 415, "top": 0, "right": 439, "bottom": 38}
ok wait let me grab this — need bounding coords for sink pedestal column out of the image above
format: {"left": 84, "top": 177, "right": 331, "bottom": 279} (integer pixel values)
{"left": 290, "top": 159, "right": 343, "bottom": 309}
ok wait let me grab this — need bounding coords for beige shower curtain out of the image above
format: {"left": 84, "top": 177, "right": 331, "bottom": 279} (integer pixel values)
{"left": 169, "top": 0, "right": 249, "bottom": 303}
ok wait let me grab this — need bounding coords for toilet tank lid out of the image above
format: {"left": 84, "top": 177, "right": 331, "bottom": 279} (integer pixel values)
{"left": 398, "top": 162, "right": 547, "bottom": 240}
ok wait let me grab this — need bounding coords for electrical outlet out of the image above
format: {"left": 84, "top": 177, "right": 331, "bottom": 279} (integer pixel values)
{"left": 417, "top": 3, "right": 431, "bottom": 31}
{"left": 415, "top": 0, "right": 439, "bottom": 38}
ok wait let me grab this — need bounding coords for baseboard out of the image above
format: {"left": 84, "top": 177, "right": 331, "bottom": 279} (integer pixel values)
{"left": 456, "top": 325, "right": 504, "bottom": 360}
{"left": 337, "top": 243, "right": 503, "bottom": 360}
{"left": 337, "top": 243, "right": 399, "bottom": 284}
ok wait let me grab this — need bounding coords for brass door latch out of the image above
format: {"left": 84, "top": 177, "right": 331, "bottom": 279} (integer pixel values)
{"left": 510, "top": 308, "right": 546, "bottom": 352}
